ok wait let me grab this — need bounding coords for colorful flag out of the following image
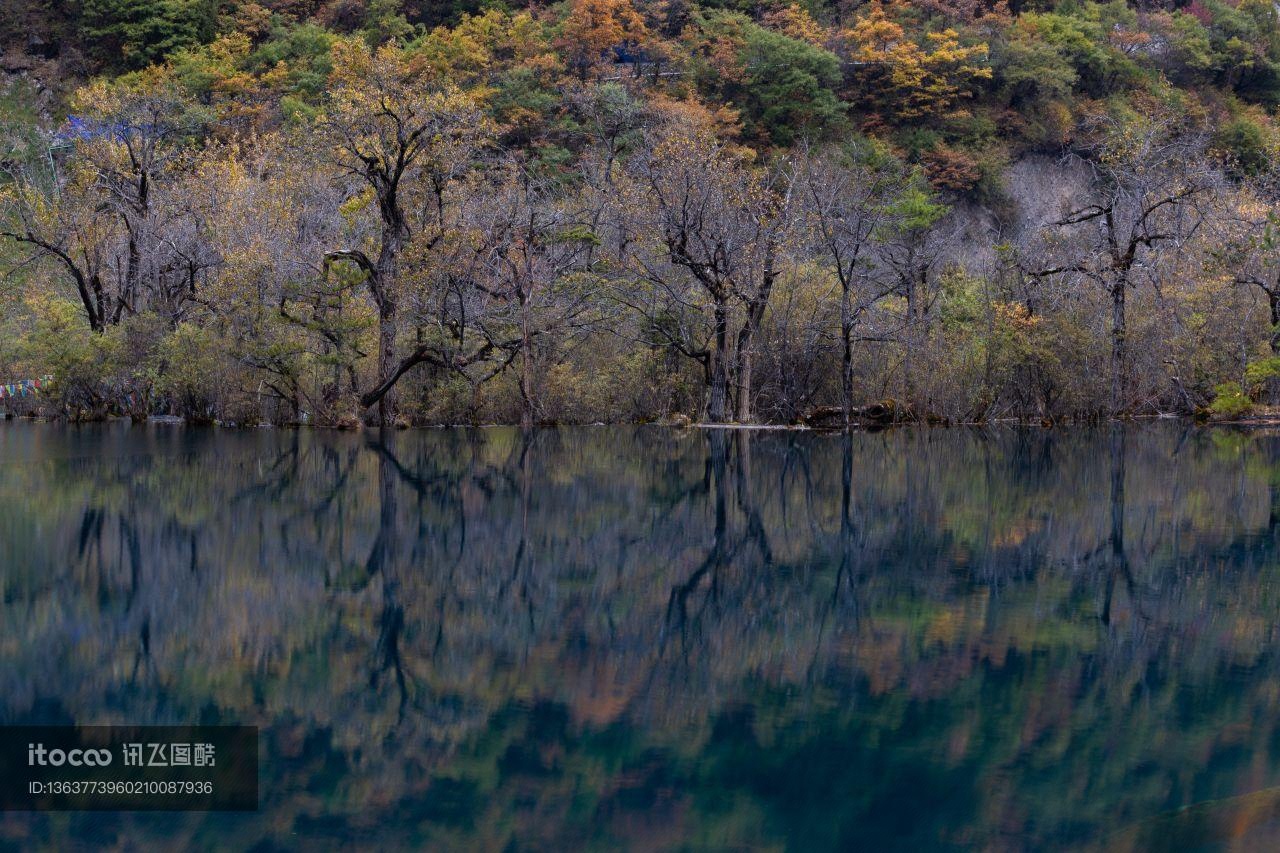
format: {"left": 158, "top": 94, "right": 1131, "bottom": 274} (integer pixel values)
{"left": 0, "top": 376, "right": 52, "bottom": 400}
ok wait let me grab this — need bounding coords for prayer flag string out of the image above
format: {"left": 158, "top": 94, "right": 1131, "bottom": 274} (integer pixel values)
{"left": 0, "top": 375, "right": 54, "bottom": 401}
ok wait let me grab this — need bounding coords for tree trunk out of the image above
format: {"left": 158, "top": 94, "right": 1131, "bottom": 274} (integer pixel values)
{"left": 707, "top": 299, "right": 730, "bottom": 423}
{"left": 373, "top": 225, "right": 404, "bottom": 426}
{"left": 77, "top": 266, "right": 104, "bottom": 332}
{"left": 734, "top": 246, "right": 776, "bottom": 425}
{"left": 734, "top": 303, "right": 769, "bottom": 424}
{"left": 376, "top": 296, "right": 397, "bottom": 425}
{"left": 92, "top": 274, "right": 107, "bottom": 332}
{"left": 122, "top": 172, "right": 148, "bottom": 324}
{"left": 1110, "top": 278, "right": 1126, "bottom": 417}
{"left": 1269, "top": 289, "right": 1280, "bottom": 355}
{"left": 124, "top": 231, "right": 141, "bottom": 321}
{"left": 903, "top": 263, "right": 920, "bottom": 408}
{"left": 735, "top": 323, "right": 754, "bottom": 424}
{"left": 841, "top": 284, "right": 854, "bottom": 429}
{"left": 519, "top": 301, "right": 534, "bottom": 429}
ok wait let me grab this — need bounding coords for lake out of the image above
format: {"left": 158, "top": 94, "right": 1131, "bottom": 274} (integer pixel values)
{"left": 3, "top": 421, "right": 1280, "bottom": 850}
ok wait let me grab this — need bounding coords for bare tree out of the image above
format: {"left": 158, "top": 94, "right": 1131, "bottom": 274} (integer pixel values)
{"left": 452, "top": 159, "right": 604, "bottom": 427}
{"left": 1032, "top": 108, "right": 1217, "bottom": 415}
{"left": 1213, "top": 174, "right": 1280, "bottom": 355}
{"left": 798, "top": 142, "right": 906, "bottom": 425}
{"left": 625, "top": 123, "right": 795, "bottom": 423}
{"left": 1, "top": 71, "right": 206, "bottom": 331}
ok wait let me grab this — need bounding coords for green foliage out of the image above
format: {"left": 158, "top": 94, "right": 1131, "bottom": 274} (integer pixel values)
{"left": 1018, "top": 6, "right": 1144, "bottom": 97}
{"left": 1244, "top": 356, "right": 1280, "bottom": 386}
{"left": 78, "top": 0, "right": 217, "bottom": 70}
{"left": 362, "top": 0, "right": 415, "bottom": 46}
{"left": 995, "top": 22, "right": 1078, "bottom": 105}
{"left": 248, "top": 23, "right": 337, "bottom": 97}
{"left": 15, "top": 297, "right": 126, "bottom": 417}
{"left": 736, "top": 20, "right": 844, "bottom": 145}
{"left": 1166, "top": 13, "right": 1215, "bottom": 80}
{"left": 23, "top": 298, "right": 106, "bottom": 383}
{"left": 1189, "top": 0, "right": 1280, "bottom": 102}
{"left": 1214, "top": 112, "right": 1272, "bottom": 175}
{"left": 154, "top": 322, "right": 230, "bottom": 422}
{"left": 1209, "top": 381, "right": 1253, "bottom": 418}
{"left": 693, "top": 11, "right": 845, "bottom": 146}
{"left": 0, "top": 78, "right": 44, "bottom": 168}
{"left": 895, "top": 126, "right": 943, "bottom": 161}
{"left": 888, "top": 177, "right": 948, "bottom": 231}
{"left": 490, "top": 67, "right": 561, "bottom": 144}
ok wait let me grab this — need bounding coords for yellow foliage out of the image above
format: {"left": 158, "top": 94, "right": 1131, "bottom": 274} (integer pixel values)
{"left": 643, "top": 92, "right": 743, "bottom": 142}
{"left": 762, "top": 4, "right": 828, "bottom": 47}
{"left": 845, "top": 0, "right": 992, "bottom": 122}
{"left": 413, "top": 9, "right": 554, "bottom": 81}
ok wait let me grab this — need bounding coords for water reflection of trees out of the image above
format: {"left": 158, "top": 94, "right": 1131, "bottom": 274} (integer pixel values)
{"left": 5, "top": 423, "right": 1280, "bottom": 847}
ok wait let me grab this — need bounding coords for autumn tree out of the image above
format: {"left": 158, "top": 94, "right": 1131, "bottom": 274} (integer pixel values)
{"left": 875, "top": 178, "right": 952, "bottom": 410}
{"left": 798, "top": 142, "right": 907, "bottom": 425}
{"left": 844, "top": 0, "right": 992, "bottom": 123}
{"left": 1031, "top": 106, "right": 1217, "bottom": 415}
{"left": 1213, "top": 173, "right": 1280, "bottom": 355}
{"left": 464, "top": 160, "right": 605, "bottom": 427}
{"left": 625, "top": 121, "right": 795, "bottom": 423}
{"left": 183, "top": 135, "right": 368, "bottom": 424}
{"left": 414, "top": 8, "right": 553, "bottom": 87}
{"left": 555, "top": 0, "right": 649, "bottom": 79}
{"left": 317, "top": 39, "right": 489, "bottom": 425}
{"left": 1, "top": 68, "right": 210, "bottom": 332}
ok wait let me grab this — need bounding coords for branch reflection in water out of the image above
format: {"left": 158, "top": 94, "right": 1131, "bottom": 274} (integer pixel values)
{"left": 3, "top": 422, "right": 1280, "bottom": 849}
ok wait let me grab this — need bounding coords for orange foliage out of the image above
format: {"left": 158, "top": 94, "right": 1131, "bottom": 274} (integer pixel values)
{"left": 556, "top": 0, "right": 649, "bottom": 76}
{"left": 843, "top": 0, "right": 992, "bottom": 123}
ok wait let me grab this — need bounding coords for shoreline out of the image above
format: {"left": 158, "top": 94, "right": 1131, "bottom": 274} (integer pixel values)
{"left": 3, "top": 412, "right": 1276, "bottom": 430}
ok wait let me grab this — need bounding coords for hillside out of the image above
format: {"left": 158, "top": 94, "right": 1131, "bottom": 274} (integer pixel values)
{"left": 1, "top": 0, "right": 1279, "bottom": 424}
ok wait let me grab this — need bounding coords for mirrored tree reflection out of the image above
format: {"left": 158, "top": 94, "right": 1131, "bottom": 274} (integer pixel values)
{"left": 5, "top": 423, "right": 1280, "bottom": 848}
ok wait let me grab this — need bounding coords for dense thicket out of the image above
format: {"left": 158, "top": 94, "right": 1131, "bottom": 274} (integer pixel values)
{"left": 4, "top": 0, "right": 1280, "bottom": 424}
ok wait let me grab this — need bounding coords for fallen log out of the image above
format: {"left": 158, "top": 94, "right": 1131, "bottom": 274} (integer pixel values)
{"left": 800, "top": 401, "right": 899, "bottom": 428}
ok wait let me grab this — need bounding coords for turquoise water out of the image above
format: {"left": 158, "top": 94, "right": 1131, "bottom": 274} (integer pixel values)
{"left": 3, "top": 422, "right": 1280, "bottom": 850}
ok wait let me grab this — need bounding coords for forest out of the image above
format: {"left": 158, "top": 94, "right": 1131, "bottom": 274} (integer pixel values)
{"left": 4, "top": 0, "right": 1280, "bottom": 425}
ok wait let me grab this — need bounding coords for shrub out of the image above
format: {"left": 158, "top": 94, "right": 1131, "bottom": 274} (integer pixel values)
{"left": 154, "top": 322, "right": 231, "bottom": 422}
{"left": 1214, "top": 114, "right": 1273, "bottom": 177}
{"left": 1209, "top": 381, "right": 1252, "bottom": 418}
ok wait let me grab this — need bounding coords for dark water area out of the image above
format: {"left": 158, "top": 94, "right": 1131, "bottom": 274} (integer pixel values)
{"left": 4, "top": 422, "right": 1280, "bottom": 850}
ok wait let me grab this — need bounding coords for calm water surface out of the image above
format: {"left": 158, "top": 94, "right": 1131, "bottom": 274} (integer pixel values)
{"left": 3, "top": 422, "right": 1280, "bottom": 850}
